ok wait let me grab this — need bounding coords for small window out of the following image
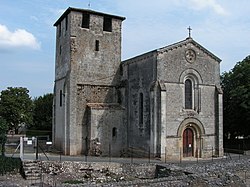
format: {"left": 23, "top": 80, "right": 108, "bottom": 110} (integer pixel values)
{"left": 103, "top": 16, "right": 112, "bottom": 32}
{"left": 65, "top": 16, "right": 68, "bottom": 31}
{"left": 59, "top": 90, "right": 63, "bottom": 107}
{"left": 59, "top": 45, "right": 62, "bottom": 55}
{"left": 112, "top": 127, "right": 117, "bottom": 138}
{"left": 185, "top": 79, "right": 192, "bottom": 109}
{"left": 139, "top": 93, "right": 143, "bottom": 124}
{"left": 95, "top": 40, "right": 99, "bottom": 51}
{"left": 82, "top": 13, "right": 90, "bottom": 28}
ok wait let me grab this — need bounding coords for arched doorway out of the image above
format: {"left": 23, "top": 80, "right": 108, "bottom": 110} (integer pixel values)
{"left": 177, "top": 118, "right": 205, "bottom": 158}
{"left": 183, "top": 128, "right": 194, "bottom": 157}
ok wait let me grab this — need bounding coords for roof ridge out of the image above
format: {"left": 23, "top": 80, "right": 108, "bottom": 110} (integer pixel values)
{"left": 157, "top": 38, "right": 221, "bottom": 62}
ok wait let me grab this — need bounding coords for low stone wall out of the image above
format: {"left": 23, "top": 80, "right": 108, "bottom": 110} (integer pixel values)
{"left": 13, "top": 158, "right": 250, "bottom": 186}
{"left": 244, "top": 151, "right": 250, "bottom": 155}
{"left": 39, "top": 161, "right": 156, "bottom": 179}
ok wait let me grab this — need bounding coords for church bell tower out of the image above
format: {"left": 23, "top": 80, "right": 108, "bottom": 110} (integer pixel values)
{"left": 53, "top": 7, "right": 125, "bottom": 155}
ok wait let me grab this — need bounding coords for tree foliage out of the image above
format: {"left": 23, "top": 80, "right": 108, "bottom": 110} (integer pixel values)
{"left": 0, "top": 87, "right": 33, "bottom": 134}
{"left": 0, "top": 117, "right": 8, "bottom": 155}
{"left": 221, "top": 55, "right": 250, "bottom": 139}
{"left": 30, "top": 93, "right": 53, "bottom": 131}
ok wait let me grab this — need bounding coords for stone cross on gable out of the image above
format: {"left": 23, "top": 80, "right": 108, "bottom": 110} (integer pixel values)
{"left": 187, "top": 26, "right": 192, "bottom": 38}
{"left": 88, "top": 0, "right": 91, "bottom": 8}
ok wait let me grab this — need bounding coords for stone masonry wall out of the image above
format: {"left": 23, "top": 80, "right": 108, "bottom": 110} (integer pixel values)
{"left": 123, "top": 52, "right": 157, "bottom": 153}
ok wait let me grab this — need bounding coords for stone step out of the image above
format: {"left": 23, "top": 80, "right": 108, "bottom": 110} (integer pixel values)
{"left": 23, "top": 165, "right": 40, "bottom": 169}
{"left": 26, "top": 176, "right": 41, "bottom": 180}
{"left": 25, "top": 171, "right": 41, "bottom": 175}
{"left": 23, "top": 161, "right": 39, "bottom": 165}
{"left": 22, "top": 160, "right": 42, "bottom": 180}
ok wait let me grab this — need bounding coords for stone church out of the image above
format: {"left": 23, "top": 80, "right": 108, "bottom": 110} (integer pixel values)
{"left": 53, "top": 7, "right": 223, "bottom": 160}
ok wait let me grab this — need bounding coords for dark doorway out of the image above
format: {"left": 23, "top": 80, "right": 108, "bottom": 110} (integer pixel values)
{"left": 183, "top": 128, "right": 194, "bottom": 157}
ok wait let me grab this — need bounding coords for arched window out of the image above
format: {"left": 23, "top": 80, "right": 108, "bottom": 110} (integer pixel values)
{"left": 185, "top": 79, "right": 192, "bottom": 109}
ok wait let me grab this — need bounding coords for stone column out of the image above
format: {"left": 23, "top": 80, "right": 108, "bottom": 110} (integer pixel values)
{"left": 218, "top": 93, "right": 223, "bottom": 156}
{"left": 160, "top": 90, "right": 167, "bottom": 158}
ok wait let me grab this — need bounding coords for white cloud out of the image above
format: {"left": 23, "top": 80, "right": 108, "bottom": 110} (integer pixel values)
{"left": 189, "top": 0, "right": 228, "bottom": 16}
{"left": 0, "top": 24, "right": 40, "bottom": 50}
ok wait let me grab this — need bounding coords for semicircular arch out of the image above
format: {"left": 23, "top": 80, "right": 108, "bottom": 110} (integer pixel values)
{"left": 179, "top": 68, "right": 203, "bottom": 84}
{"left": 177, "top": 118, "right": 205, "bottom": 137}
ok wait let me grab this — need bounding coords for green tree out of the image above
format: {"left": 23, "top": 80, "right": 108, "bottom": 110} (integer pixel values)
{"left": 221, "top": 55, "right": 250, "bottom": 139}
{"left": 31, "top": 93, "right": 53, "bottom": 131}
{"left": 0, "top": 117, "right": 8, "bottom": 156}
{"left": 0, "top": 87, "right": 33, "bottom": 134}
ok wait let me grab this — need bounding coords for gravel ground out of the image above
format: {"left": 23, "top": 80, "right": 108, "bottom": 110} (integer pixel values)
{"left": 0, "top": 156, "right": 249, "bottom": 187}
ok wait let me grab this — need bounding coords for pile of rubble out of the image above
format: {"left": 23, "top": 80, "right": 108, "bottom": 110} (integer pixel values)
{"left": 39, "top": 158, "right": 250, "bottom": 186}
{"left": 0, "top": 157, "right": 249, "bottom": 186}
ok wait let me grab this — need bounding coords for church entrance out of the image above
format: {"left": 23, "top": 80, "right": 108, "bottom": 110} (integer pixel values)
{"left": 178, "top": 119, "right": 205, "bottom": 158}
{"left": 183, "top": 128, "right": 194, "bottom": 157}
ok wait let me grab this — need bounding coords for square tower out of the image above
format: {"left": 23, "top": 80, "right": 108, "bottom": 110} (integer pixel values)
{"left": 53, "top": 7, "right": 125, "bottom": 155}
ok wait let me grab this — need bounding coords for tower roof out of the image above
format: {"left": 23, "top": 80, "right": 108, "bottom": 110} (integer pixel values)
{"left": 54, "top": 7, "right": 126, "bottom": 26}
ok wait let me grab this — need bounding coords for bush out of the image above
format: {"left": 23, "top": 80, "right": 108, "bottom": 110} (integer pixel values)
{"left": 0, "top": 156, "right": 21, "bottom": 175}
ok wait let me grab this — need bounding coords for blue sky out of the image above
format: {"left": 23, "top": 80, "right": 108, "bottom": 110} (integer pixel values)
{"left": 0, "top": 0, "right": 249, "bottom": 97}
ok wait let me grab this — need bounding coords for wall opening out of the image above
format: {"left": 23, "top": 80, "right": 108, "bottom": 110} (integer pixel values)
{"left": 103, "top": 16, "right": 112, "bottom": 32}
{"left": 139, "top": 93, "right": 143, "bottom": 125}
{"left": 112, "top": 127, "right": 117, "bottom": 139}
{"left": 82, "top": 13, "right": 90, "bottom": 29}
{"left": 59, "top": 45, "right": 62, "bottom": 55}
{"left": 65, "top": 15, "right": 68, "bottom": 31}
{"left": 95, "top": 40, "right": 99, "bottom": 51}
{"left": 185, "top": 79, "right": 192, "bottom": 109}
{"left": 183, "top": 128, "right": 194, "bottom": 157}
{"left": 59, "top": 90, "right": 63, "bottom": 107}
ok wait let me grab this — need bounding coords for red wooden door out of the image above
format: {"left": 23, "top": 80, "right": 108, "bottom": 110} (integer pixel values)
{"left": 183, "top": 128, "right": 194, "bottom": 157}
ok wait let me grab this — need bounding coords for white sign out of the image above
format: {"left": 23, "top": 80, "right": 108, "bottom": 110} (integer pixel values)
{"left": 27, "top": 140, "right": 32, "bottom": 145}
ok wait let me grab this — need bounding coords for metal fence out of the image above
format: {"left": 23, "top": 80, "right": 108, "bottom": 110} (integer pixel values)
{"left": 5, "top": 135, "right": 52, "bottom": 160}
{"left": 3, "top": 138, "right": 250, "bottom": 187}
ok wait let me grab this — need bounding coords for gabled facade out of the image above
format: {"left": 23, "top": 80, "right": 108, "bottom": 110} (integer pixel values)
{"left": 122, "top": 38, "right": 223, "bottom": 159}
{"left": 53, "top": 7, "right": 223, "bottom": 159}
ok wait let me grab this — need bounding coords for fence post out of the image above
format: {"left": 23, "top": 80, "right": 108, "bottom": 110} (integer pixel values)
{"left": 238, "top": 144, "right": 241, "bottom": 160}
{"left": 212, "top": 147, "right": 213, "bottom": 162}
{"left": 109, "top": 143, "right": 111, "bottom": 163}
{"left": 85, "top": 137, "right": 88, "bottom": 162}
{"left": 148, "top": 145, "right": 150, "bottom": 163}
{"left": 196, "top": 148, "right": 198, "bottom": 163}
{"left": 180, "top": 148, "right": 182, "bottom": 164}
{"left": 131, "top": 147, "right": 133, "bottom": 164}
{"left": 35, "top": 137, "right": 39, "bottom": 160}
{"left": 20, "top": 137, "right": 23, "bottom": 161}
{"left": 165, "top": 147, "right": 167, "bottom": 163}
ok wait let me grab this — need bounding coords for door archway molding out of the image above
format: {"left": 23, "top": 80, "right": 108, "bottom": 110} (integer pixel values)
{"left": 177, "top": 118, "right": 205, "bottom": 138}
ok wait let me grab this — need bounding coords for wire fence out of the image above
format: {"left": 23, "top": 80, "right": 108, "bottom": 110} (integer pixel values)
{"left": 2, "top": 137, "right": 250, "bottom": 187}
{"left": 4, "top": 135, "right": 250, "bottom": 164}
